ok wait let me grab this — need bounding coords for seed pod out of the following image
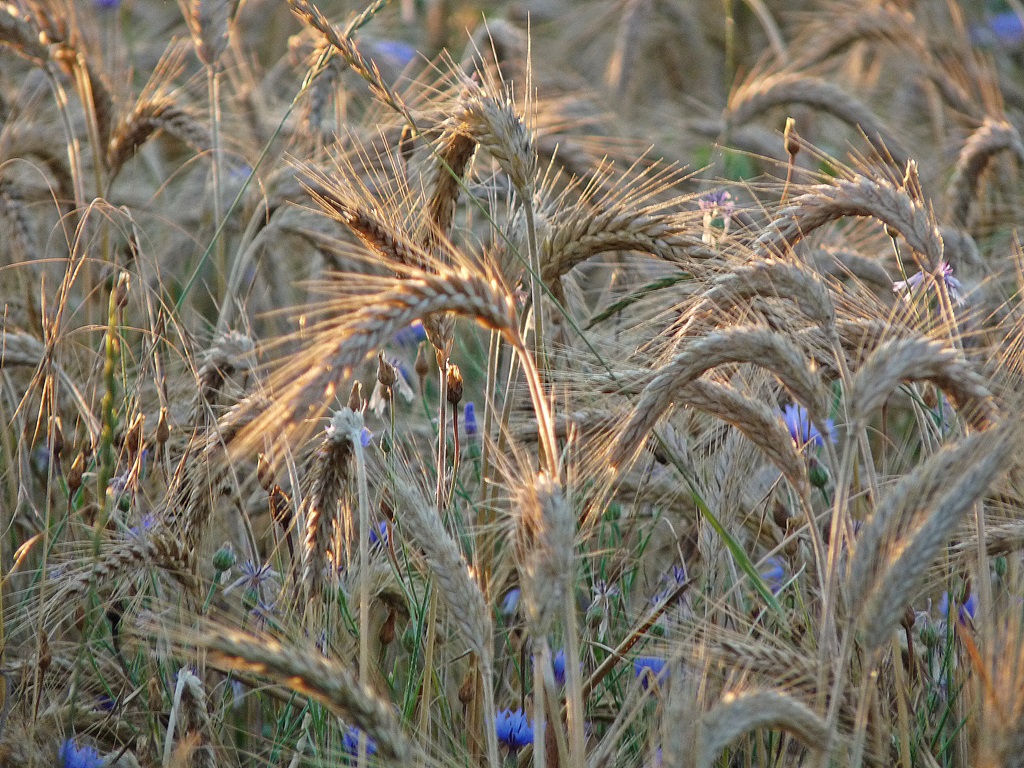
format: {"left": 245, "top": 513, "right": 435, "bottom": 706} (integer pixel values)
{"left": 114, "top": 271, "right": 130, "bottom": 309}
{"left": 348, "top": 381, "right": 364, "bottom": 412}
{"left": 377, "top": 352, "right": 398, "bottom": 388}
{"left": 379, "top": 606, "right": 396, "bottom": 646}
{"left": 415, "top": 344, "right": 430, "bottom": 391}
{"left": 68, "top": 451, "right": 86, "bottom": 496}
{"left": 458, "top": 668, "right": 475, "bottom": 705}
{"left": 446, "top": 363, "right": 463, "bottom": 405}
{"left": 50, "top": 417, "right": 64, "bottom": 461}
{"left": 156, "top": 407, "right": 171, "bottom": 445}
{"left": 124, "top": 413, "right": 145, "bottom": 455}
{"left": 257, "top": 453, "right": 274, "bottom": 491}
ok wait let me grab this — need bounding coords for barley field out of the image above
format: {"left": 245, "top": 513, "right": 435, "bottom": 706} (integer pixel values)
{"left": 4, "top": 0, "right": 1024, "bottom": 766}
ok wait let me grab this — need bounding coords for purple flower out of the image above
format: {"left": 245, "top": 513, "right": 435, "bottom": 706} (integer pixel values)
{"left": 970, "top": 12, "right": 1024, "bottom": 47}
{"left": 94, "top": 0, "right": 120, "bottom": 9}
{"left": 59, "top": 739, "right": 103, "bottom": 768}
{"left": 496, "top": 708, "right": 534, "bottom": 750}
{"left": 892, "top": 261, "right": 965, "bottom": 306}
{"left": 781, "top": 403, "right": 834, "bottom": 448}
{"left": 938, "top": 592, "right": 978, "bottom": 626}
{"left": 224, "top": 561, "right": 280, "bottom": 596}
{"left": 698, "top": 190, "right": 734, "bottom": 214}
{"left": 464, "top": 402, "right": 478, "bottom": 438}
{"left": 359, "top": 427, "right": 373, "bottom": 448}
{"left": 342, "top": 726, "right": 377, "bottom": 757}
{"left": 699, "top": 190, "right": 734, "bottom": 245}
{"left": 633, "top": 656, "right": 668, "bottom": 688}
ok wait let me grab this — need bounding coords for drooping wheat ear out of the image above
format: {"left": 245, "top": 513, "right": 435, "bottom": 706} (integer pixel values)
{"left": 683, "top": 259, "right": 836, "bottom": 335}
{"left": 542, "top": 207, "right": 715, "bottom": 287}
{"left": 790, "top": 3, "right": 978, "bottom": 118}
{"left": 695, "top": 689, "right": 830, "bottom": 768}
{"left": 611, "top": 327, "right": 826, "bottom": 469}
{"left": 194, "top": 629, "right": 415, "bottom": 765}
{"left": 301, "top": 411, "right": 354, "bottom": 602}
{"left": 949, "top": 520, "right": 1024, "bottom": 562}
{"left": 48, "top": 530, "right": 194, "bottom": 615}
{"left": 390, "top": 470, "right": 499, "bottom": 768}
{"left": 756, "top": 173, "right": 944, "bottom": 268}
{"left": 197, "top": 330, "right": 256, "bottom": 407}
{"left": 678, "top": 378, "right": 812, "bottom": 505}
{"left": 855, "top": 426, "right": 1015, "bottom": 654}
{"left": 164, "top": 668, "right": 215, "bottom": 768}
{"left": 308, "top": 182, "right": 425, "bottom": 269}
{"left": 250, "top": 269, "right": 519, "bottom": 447}
{"left": 0, "top": 181, "right": 37, "bottom": 263}
{"left": 107, "top": 94, "right": 211, "bottom": 177}
{"left": 848, "top": 430, "right": 997, "bottom": 610}
{"left": 182, "top": 0, "right": 231, "bottom": 71}
{"left": 948, "top": 118, "right": 1024, "bottom": 228}
{"left": 728, "top": 72, "right": 909, "bottom": 169}
{"left": 846, "top": 336, "right": 996, "bottom": 431}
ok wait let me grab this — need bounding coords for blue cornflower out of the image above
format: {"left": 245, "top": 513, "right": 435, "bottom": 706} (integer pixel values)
{"left": 633, "top": 656, "right": 668, "bottom": 688}
{"left": 342, "top": 725, "right": 377, "bottom": 757}
{"left": 94, "top": 0, "right": 120, "bottom": 9}
{"left": 501, "top": 588, "right": 521, "bottom": 616}
{"left": 553, "top": 649, "right": 566, "bottom": 687}
{"left": 892, "top": 261, "right": 965, "bottom": 307}
{"left": 781, "top": 403, "right": 835, "bottom": 448}
{"left": 393, "top": 320, "right": 427, "bottom": 347}
{"left": 369, "top": 521, "right": 389, "bottom": 548}
{"left": 59, "top": 739, "right": 103, "bottom": 768}
{"left": 496, "top": 708, "right": 534, "bottom": 751}
{"left": 760, "top": 556, "right": 787, "bottom": 594}
{"left": 464, "top": 402, "right": 478, "bottom": 438}
{"left": 224, "top": 560, "right": 280, "bottom": 596}
{"left": 970, "top": 12, "right": 1024, "bottom": 47}
{"left": 360, "top": 427, "right": 373, "bottom": 448}
{"left": 938, "top": 592, "right": 978, "bottom": 626}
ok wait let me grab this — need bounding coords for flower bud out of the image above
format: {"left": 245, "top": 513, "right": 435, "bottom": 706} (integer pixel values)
{"left": 808, "top": 457, "right": 830, "bottom": 490}
{"left": 213, "top": 543, "right": 236, "bottom": 573}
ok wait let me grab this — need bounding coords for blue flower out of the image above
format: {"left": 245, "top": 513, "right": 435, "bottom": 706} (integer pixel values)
{"left": 501, "top": 588, "right": 521, "bottom": 616}
{"left": 781, "top": 403, "right": 834, "bottom": 448}
{"left": 59, "top": 739, "right": 103, "bottom": 768}
{"left": 342, "top": 726, "right": 377, "bottom": 757}
{"left": 633, "top": 656, "right": 668, "bottom": 688}
{"left": 360, "top": 427, "right": 373, "bottom": 448}
{"left": 496, "top": 708, "right": 534, "bottom": 751}
{"left": 393, "top": 320, "right": 427, "bottom": 347}
{"left": 94, "top": 0, "right": 120, "bottom": 9}
{"left": 760, "top": 556, "right": 787, "bottom": 594}
{"left": 369, "top": 521, "right": 389, "bottom": 548}
{"left": 970, "top": 12, "right": 1024, "bottom": 47}
{"left": 553, "top": 649, "right": 566, "bottom": 687}
{"left": 464, "top": 402, "right": 478, "bottom": 438}
{"left": 938, "top": 591, "right": 977, "bottom": 625}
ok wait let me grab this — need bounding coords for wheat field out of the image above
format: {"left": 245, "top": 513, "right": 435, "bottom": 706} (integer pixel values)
{"left": 3, "top": 0, "right": 1024, "bottom": 766}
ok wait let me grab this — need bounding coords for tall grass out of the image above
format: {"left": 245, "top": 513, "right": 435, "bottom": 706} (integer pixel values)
{"left": 4, "top": 1, "right": 1024, "bottom": 766}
